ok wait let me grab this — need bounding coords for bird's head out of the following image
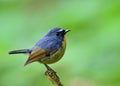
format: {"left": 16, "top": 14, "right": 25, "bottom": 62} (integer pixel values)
{"left": 45, "top": 28, "right": 70, "bottom": 38}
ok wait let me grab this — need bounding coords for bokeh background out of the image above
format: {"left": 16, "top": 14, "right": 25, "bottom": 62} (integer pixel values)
{"left": 0, "top": 0, "right": 120, "bottom": 86}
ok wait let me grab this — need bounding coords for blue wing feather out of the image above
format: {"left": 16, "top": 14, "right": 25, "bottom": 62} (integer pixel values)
{"left": 35, "top": 37, "right": 62, "bottom": 50}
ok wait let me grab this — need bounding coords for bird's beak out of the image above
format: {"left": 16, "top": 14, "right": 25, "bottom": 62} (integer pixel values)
{"left": 65, "top": 30, "right": 70, "bottom": 33}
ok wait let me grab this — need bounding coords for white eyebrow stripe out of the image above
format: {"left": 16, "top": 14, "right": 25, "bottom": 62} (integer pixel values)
{"left": 58, "top": 29, "right": 63, "bottom": 32}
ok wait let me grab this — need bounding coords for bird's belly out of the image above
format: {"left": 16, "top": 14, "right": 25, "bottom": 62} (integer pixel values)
{"left": 40, "top": 47, "right": 65, "bottom": 64}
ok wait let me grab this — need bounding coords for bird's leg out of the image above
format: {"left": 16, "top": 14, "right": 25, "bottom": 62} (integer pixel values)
{"left": 44, "top": 64, "right": 53, "bottom": 71}
{"left": 44, "top": 64, "right": 63, "bottom": 86}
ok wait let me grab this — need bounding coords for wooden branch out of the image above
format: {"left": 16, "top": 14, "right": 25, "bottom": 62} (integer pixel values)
{"left": 44, "top": 64, "right": 63, "bottom": 86}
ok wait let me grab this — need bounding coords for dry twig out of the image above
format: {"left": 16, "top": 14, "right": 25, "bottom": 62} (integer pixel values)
{"left": 44, "top": 64, "right": 63, "bottom": 86}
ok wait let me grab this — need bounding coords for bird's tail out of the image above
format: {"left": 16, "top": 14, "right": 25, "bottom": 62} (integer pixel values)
{"left": 8, "top": 49, "right": 31, "bottom": 54}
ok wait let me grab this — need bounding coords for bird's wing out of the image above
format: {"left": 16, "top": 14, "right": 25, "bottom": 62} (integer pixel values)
{"left": 24, "top": 41, "right": 60, "bottom": 65}
{"left": 24, "top": 46, "right": 48, "bottom": 65}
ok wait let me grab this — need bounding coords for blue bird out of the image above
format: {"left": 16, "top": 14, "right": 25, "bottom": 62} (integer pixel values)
{"left": 9, "top": 28, "right": 70, "bottom": 66}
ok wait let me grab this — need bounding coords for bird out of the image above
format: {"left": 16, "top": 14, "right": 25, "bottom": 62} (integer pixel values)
{"left": 8, "top": 28, "right": 70, "bottom": 66}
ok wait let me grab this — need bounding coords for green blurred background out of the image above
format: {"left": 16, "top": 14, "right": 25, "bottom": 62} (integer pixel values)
{"left": 0, "top": 0, "right": 120, "bottom": 86}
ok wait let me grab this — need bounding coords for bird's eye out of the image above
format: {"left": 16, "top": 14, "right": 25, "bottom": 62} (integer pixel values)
{"left": 56, "top": 32, "right": 60, "bottom": 36}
